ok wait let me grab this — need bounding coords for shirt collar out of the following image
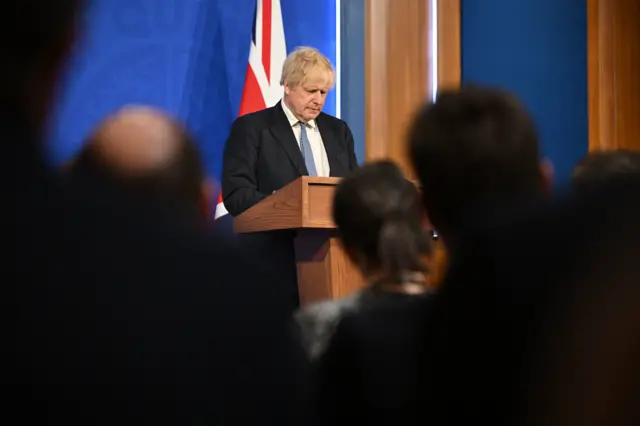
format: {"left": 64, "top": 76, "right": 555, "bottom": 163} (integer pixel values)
{"left": 281, "top": 100, "right": 316, "bottom": 129}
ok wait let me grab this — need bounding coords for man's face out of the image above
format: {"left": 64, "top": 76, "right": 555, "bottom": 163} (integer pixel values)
{"left": 283, "top": 71, "right": 333, "bottom": 122}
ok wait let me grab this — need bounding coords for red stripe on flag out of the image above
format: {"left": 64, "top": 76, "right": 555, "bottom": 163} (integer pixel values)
{"left": 262, "top": 0, "right": 272, "bottom": 83}
{"left": 238, "top": 64, "right": 267, "bottom": 116}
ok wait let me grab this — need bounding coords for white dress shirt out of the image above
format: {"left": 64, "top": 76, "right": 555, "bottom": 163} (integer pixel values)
{"left": 281, "top": 101, "right": 330, "bottom": 177}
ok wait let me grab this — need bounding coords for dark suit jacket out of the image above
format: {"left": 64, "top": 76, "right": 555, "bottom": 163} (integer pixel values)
{"left": 222, "top": 101, "right": 359, "bottom": 216}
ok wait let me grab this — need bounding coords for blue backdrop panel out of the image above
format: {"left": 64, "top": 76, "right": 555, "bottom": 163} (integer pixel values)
{"left": 461, "top": 0, "right": 587, "bottom": 186}
{"left": 340, "top": 0, "right": 365, "bottom": 163}
{"left": 50, "top": 0, "right": 337, "bottom": 183}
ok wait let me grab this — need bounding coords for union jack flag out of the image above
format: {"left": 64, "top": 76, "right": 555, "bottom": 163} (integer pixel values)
{"left": 215, "top": 0, "right": 287, "bottom": 220}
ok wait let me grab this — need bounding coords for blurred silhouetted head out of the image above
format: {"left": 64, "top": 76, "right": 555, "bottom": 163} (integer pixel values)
{"left": 332, "top": 160, "right": 431, "bottom": 284}
{"left": 408, "top": 85, "right": 550, "bottom": 242}
{"left": 571, "top": 149, "right": 640, "bottom": 193}
{"left": 2, "top": 0, "right": 83, "bottom": 132}
{"left": 68, "top": 106, "right": 211, "bottom": 224}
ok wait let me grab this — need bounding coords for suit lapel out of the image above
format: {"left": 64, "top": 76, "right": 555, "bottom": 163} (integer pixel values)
{"left": 316, "top": 114, "right": 344, "bottom": 177}
{"left": 269, "top": 102, "right": 308, "bottom": 176}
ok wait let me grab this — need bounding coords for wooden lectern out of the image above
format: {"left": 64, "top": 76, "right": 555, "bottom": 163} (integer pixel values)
{"left": 233, "top": 177, "right": 364, "bottom": 306}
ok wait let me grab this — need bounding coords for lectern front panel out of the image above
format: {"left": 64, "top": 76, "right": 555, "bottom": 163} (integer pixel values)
{"left": 305, "top": 182, "right": 336, "bottom": 228}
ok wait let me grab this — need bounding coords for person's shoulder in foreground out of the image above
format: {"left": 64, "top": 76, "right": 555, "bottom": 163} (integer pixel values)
{"left": 7, "top": 0, "right": 304, "bottom": 422}
{"left": 310, "top": 290, "right": 437, "bottom": 425}
{"left": 420, "top": 173, "right": 640, "bottom": 426}
{"left": 12, "top": 146, "right": 305, "bottom": 424}
{"left": 293, "top": 290, "right": 365, "bottom": 361}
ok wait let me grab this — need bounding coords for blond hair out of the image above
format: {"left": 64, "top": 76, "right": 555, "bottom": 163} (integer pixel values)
{"left": 280, "top": 46, "right": 335, "bottom": 88}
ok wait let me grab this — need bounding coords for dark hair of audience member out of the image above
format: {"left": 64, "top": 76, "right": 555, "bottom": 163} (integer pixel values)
{"left": 68, "top": 122, "right": 206, "bottom": 221}
{"left": 408, "top": 84, "right": 545, "bottom": 240}
{"left": 332, "top": 160, "right": 431, "bottom": 285}
{"left": 571, "top": 149, "right": 640, "bottom": 193}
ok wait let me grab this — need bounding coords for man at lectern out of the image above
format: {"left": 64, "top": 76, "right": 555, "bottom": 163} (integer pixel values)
{"left": 222, "top": 46, "right": 359, "bottom": 216}
{"left": 221, "top": 46, "right": 359, "bottom": 310}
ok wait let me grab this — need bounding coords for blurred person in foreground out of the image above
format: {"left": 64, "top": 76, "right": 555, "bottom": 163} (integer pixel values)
{"left": 525, "top": 232, "right": 640, "bottom": 426}
{"left": 294, "top": 160, "right": 433, "bottom": 361}
{"left": 308, "top": 162, "right": 436, "bottom": 423}
{"left": 314, "top": 177, "right": 640, "bottom": 426}
{"left": 311, "top": 149, "right": 640, "bottom": 424}
{"left": 309, "top": 85, "right": 576, "bottom": 425}
{"left": 408, "top": 85, "right": 553, "bottom": 252}
{"left": 8, "top": 1, "right": 304, "bottom": 424}
{"left": 67, "top": 105, "right": 213, "bottom": 228}
{"left": 571, "top": 148, "right": 640, "bottom": 193}
{"left": 409, "top": 87, "right": 640, "bottom": 426}
{"left": 407, "top": 85, "right": 553, "bottom": 287}
{"left": 422, "top": 172, "right": 640, "bottom": 426}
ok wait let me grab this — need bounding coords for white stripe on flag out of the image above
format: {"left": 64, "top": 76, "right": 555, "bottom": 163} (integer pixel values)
{"left": 214, "top": 201, "right": 229, "bottom": 220}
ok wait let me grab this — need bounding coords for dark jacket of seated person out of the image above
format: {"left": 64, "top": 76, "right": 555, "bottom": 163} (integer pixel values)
{"left": 293, "top": 160, "right": 434, "bottom": 361}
